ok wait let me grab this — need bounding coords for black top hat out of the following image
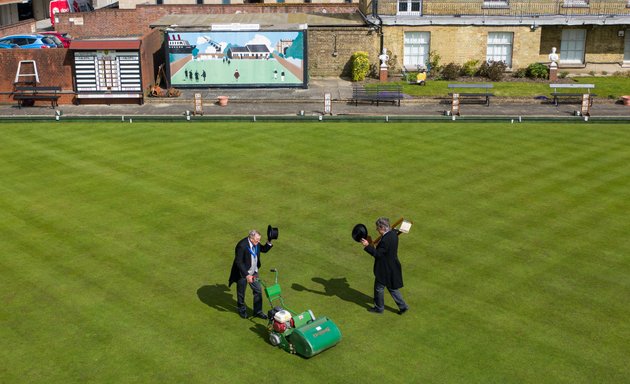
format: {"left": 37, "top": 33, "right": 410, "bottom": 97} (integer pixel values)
{"left": 267, "top": 225, "right": 279, "bottom": 241}
{"left": 352, "top": 224, "right": 368, "bottom": 243}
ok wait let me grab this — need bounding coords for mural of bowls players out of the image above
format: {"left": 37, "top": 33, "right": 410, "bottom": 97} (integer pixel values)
{"left": 166, "top": 30, "right": 306, "bottom": 88}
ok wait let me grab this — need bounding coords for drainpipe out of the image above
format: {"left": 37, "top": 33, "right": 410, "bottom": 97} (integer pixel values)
{"left": 371, "top": 0, "right": 384, "bottom": 54}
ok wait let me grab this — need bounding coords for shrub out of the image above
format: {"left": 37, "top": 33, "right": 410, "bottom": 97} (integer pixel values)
{"left": 513, "top": 68, "right": 527, "bottom": 78}
{"left": 478, "top": 61, "right": 507, "bottom": 81}
{"left": 351, "top": 51, "right": 370, "bottom": 81}
{"left": 387, "top": 54, "right": 399, "bottom": 73}
{"left": 461, "top": 59, "right": 480, "bottom": 77}
{"left": 526, "top": 63, "right": 549, "bottom": 79}
{"left": 558, "top": 71, "right": 569, "bottom": 79}
{"left": 427, "top": 50, "right": 442, "bottom": 79}
{"left": 441, "top": 62, "right": 462, "bottom": 80}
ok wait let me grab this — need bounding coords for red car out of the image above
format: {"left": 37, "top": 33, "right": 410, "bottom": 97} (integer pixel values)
{"left": 40, "top": 31, "right": 72, "bottom": 48}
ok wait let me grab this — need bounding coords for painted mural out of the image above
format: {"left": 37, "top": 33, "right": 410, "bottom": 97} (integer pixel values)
{"left": 166, "top": 31, "right": 306, "bottom": 88}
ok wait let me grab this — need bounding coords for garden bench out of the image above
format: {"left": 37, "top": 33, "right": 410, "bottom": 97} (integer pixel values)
{"left": 448, "top": 84, "right": 494, "bottom": 106}
{"left": 352, "top": 84, "right": 402, "bottom": 106}
{"left": 549, "top": 84, "right": 595, "bottom": 106}
{"left": 13, "top": 86, "right": 61, "bottom": 108}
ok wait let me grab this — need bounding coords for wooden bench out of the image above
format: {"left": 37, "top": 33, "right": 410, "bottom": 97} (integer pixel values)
{"left": 550, "top": 83, "right": 595, "bottom": 106}
{"left": 13, "top": 86, "right": 61, "bottom": 108}
{"left": 352, "top": 84, "right": 402, "bottom": 106}
{"left": 448, "top": 83, "right": 494, "bottom": 106}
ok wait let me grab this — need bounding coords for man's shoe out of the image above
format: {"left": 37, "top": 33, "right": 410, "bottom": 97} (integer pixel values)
{"left": 367, "top": 307, "right": 383, "bottom": 314}
{"left": 239, "top": 312, "right": 248, "bottom": 319}
{"left": 398, "top": 307, "right": 409, "bottom": 315}
{"left": 255, "top": 312, "right": 268, "bottom": 320}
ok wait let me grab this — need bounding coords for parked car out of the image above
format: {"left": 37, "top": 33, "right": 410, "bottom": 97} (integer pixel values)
{"left": 0, "top": 34, "right": 58, "bottom": 49}
{"left": 40, "top": 31, "right": 72, "bottom": 48}
{"left": 0, "top": 42, "right": 19, "bottom": 49}
{"left": 41, "top": 34, "right": 64, "bottom": 48}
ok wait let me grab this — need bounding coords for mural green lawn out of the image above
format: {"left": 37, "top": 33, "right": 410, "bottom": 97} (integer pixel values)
{"left": 1, "top": 122, "right": 629, "bottom": 383}
{"left": 171, "top": 58, "right": 301, "bottom": 86}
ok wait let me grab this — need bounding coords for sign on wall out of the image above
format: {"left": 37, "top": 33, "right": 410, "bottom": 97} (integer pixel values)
{"left": 74, "top": 51, "right": 142, "bottom": 93}
{"left": 165, "top": 30, "right": 307, "bottom": 88}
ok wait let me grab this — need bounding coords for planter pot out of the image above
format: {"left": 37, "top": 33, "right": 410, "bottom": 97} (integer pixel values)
{"left": 217, "top": 96, "right": 229, "bottom": 106}
{"left": 622, "top": 96, "right": 630, "bottom": 106}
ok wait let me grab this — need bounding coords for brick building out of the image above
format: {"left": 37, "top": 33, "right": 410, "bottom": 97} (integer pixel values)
{"left": 368, "top": 0, "right": 630, "bottom": 72}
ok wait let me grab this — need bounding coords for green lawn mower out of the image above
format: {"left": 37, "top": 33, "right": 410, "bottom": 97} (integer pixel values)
{"left": 258, "top": 269, "right": 342, "bottom": 358}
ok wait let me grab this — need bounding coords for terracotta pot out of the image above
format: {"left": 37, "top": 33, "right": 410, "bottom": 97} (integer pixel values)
{"left": 622, "top": 96, "right": 630, "bottom": 106}
{"left": 217, "top": 96, "right": 229, "bottom": 106}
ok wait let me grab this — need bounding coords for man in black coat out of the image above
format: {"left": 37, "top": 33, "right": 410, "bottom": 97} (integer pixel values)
{"left": 361, "top": 217, "right": 409, "bottom": 315}
{"left": 229, "top": 230, "right": 273, "bottom": 319}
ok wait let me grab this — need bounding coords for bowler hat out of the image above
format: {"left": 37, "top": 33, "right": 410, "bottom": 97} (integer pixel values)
{"left": 352, "top": 224, "right": 368, "bottom": 242}
{"left": 267, "top": 225, "right": 279, "bottom": 240}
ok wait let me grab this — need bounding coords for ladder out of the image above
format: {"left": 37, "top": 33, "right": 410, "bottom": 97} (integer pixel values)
{"left": 14, "top": 60, "right": 40, "bottom": 84}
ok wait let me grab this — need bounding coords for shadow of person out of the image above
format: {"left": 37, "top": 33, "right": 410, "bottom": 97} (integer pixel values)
{"left": 249, "top": 321, "right": 270, "bottom": 344}
{"left": 292, "top": 277, "right": 376, "bottom": 310}
{"left": 196, "top": 284, "right": 235, "bottom": 313}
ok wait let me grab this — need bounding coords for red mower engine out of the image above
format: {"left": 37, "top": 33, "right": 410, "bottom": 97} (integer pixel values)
{"left": 272, "top": 310, "right": 294, "bottom": 334}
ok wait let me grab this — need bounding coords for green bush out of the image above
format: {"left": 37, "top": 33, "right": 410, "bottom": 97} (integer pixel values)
{"left": 461, "top": 59, "right": 480, "bottom": 77}
{"left": 441, "top": 62, "right": 462, "bottom": 80}
{"left": 478, "top": 61, "right": 507, "bottom": 81}
{"left": 559, "top": 71, "right": 569, "bottom": 79}
{"left": 427, "top": 50, "right": 442, "bottom": 79}
{"left": 351, "top": 51, "right": 370, "bottom": 81}
{"left": 513, "top": 68, "right": 528, "bottom": 78}
{"left": 526, "top": 63, "right": 549, "bottom": 79}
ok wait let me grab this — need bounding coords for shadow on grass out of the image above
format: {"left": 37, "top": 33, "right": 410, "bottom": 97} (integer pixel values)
{"left": 293, "top": 277, "right": 396, "bottom": 312}
{"left": 249, "top": 321, "right": 270, "bottom": 344}
{"left": 196, "top": 284, "right": 236, "bottom": 314}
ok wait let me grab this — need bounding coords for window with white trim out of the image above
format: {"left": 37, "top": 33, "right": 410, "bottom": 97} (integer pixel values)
{"left": 563, "top": 0, "right": 589, "bottom": 6}
{"left": 483, "top": 0, "right": 509, "bottom": 8}
{"left": 486, "top": 32, "right": 513, "bottom": 67}
{"left": 560, "top": 29, "right": 586, "bottom": 64}
{"left": 403, "top": 32, "right": 430, "bottom": 69}
{"left": 398, "top": 0, "right": 422, "bottom": 15}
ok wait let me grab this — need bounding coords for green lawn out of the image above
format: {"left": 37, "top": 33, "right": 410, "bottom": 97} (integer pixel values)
{"left": 1, "top": 122, "right": 629, "bottom": 383}
{"left": 394, "top": 76, "right": 630, "bottom": 99}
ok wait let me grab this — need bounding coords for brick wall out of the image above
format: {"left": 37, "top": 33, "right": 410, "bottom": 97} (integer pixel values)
{"left": 308, "top": 27, "right": 379, "bottom": 77}
{"left": 540, "top": 26, "right": 626, "bottom": 65}
{"left": 0, "top": 19, "right": 38, "bottom": 36}
{"left": 383, "top": 25, "right": 541, "bottom": 70}
{"left": 56, "top": 4, "right": 360, "bottom": 38}
{"left": 140, "top": 28, "right": 166, "bottom": 91}
{"left": 0, "top": 49, "right": 75, "bottom": 105}
{"left": 0, "top": 29, "right": 165, "bottom": 105}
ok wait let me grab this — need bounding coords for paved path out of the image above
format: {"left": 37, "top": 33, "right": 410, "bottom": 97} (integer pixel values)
{"left": 1, "top": 77, "right": 629, "bottom": 119}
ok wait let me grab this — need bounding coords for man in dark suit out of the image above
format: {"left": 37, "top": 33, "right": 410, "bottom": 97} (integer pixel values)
{"left": 360, "top": 217, "right": 409, "bottom": 315}
{"left": 229, "top": 230, "right": 273, "bottom": 319}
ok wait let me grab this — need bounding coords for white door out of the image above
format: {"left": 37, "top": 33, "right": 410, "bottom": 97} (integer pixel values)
{"left": 560, "top": 29, "right": 586, "bottom": 64}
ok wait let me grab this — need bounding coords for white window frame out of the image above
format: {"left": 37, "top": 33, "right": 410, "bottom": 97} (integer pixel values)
{"left": 398, "top": 0, "right": 422, "bottom": 16}
{"left": 403, "top": 32, "right": 430, "bottom": 69}
{"left": 486, "top": 32, "right": 513, "bottom": 68}
{"left": 563, "top": 0, "right": 589, "bottom": 7}
{"left": 560, "top": 29, "right": 586, "bottom": 65}
{"left": 483, "top": 0, "right": 509, "bottom": 8}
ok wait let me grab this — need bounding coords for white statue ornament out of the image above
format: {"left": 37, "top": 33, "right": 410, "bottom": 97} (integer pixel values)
{"left": 379, "top": 48, "right": 389, "bottom": 68}
{"left": 549, "top": 47, "right": 559, "bottom": 69}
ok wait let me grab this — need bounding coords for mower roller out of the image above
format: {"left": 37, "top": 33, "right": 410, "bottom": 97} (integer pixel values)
{"left": 258, "top": 269, "right": 342, "bottom": 358}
